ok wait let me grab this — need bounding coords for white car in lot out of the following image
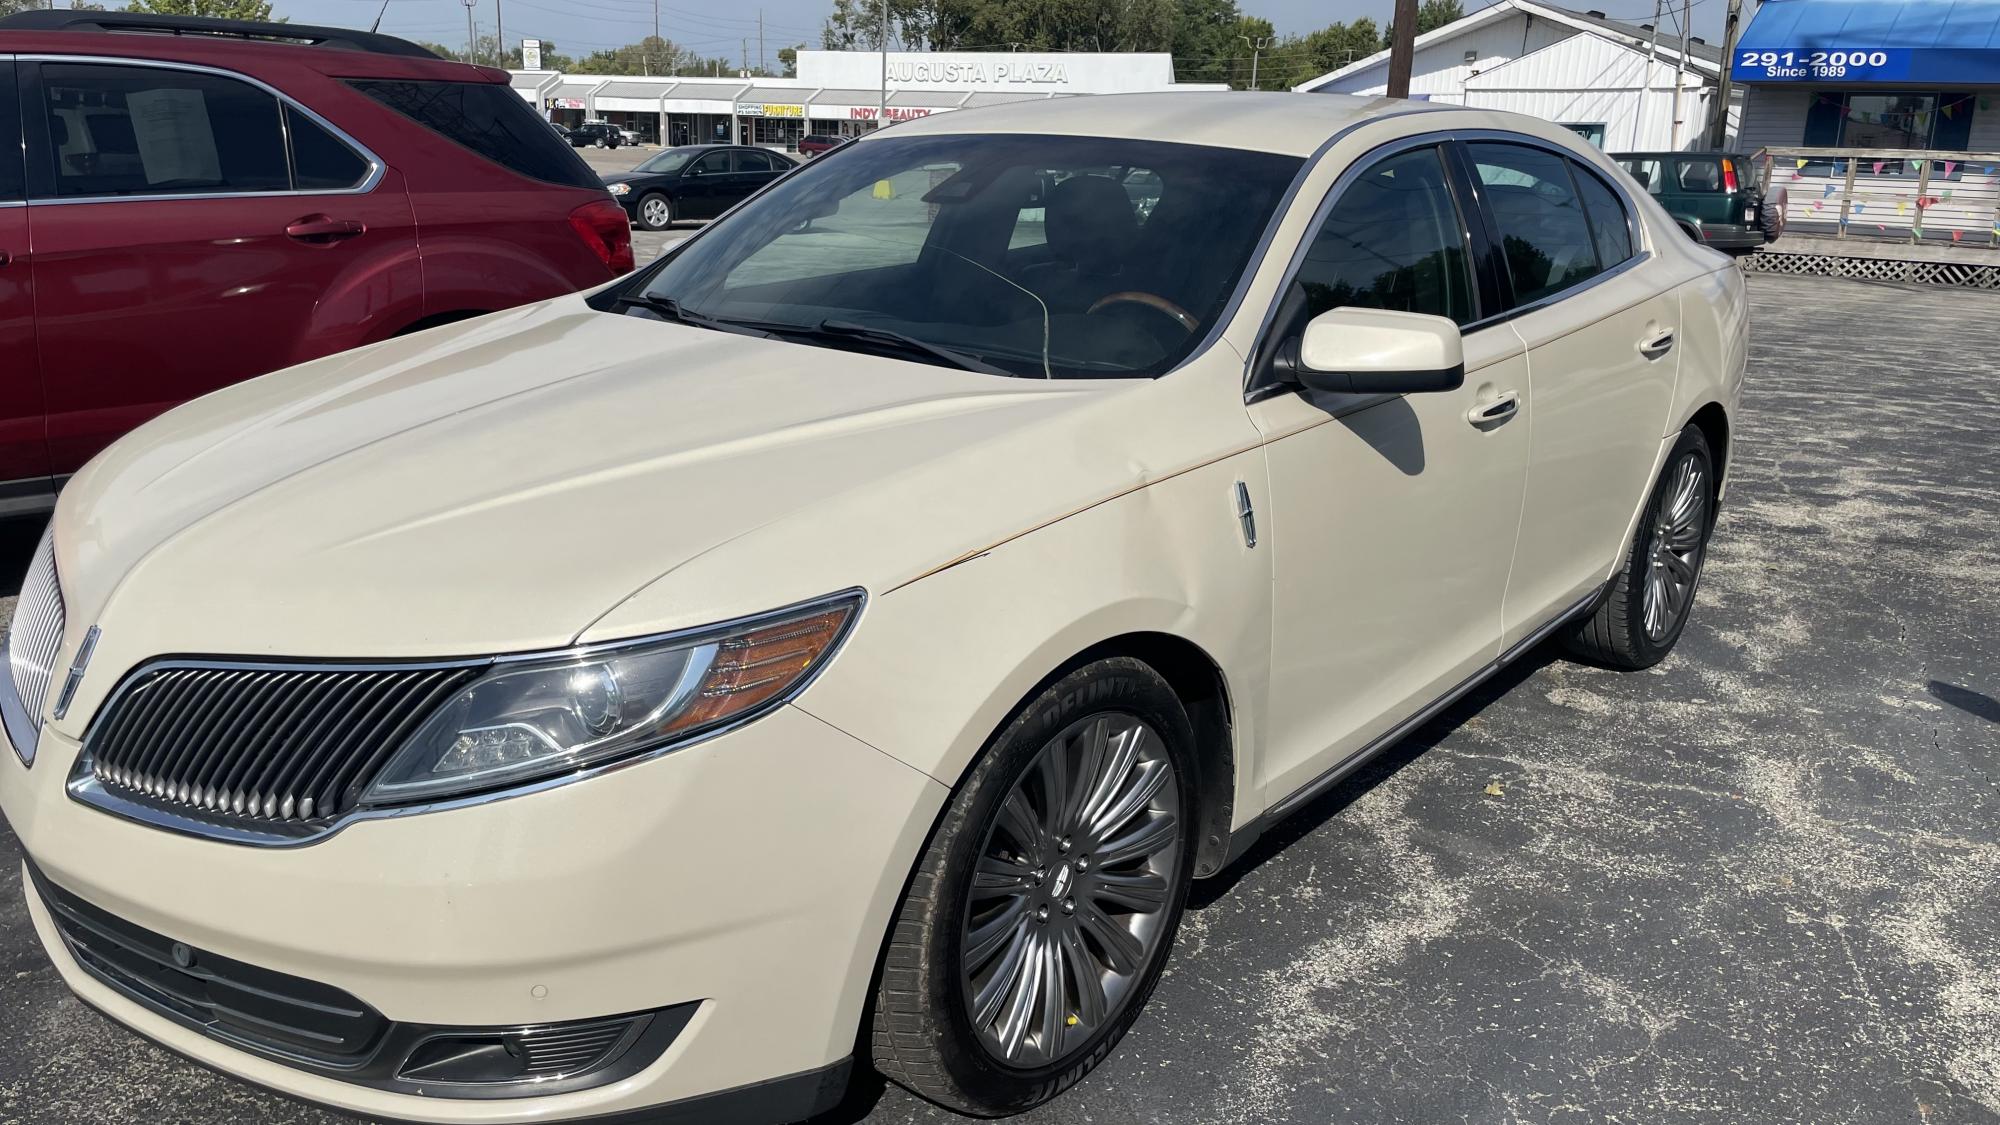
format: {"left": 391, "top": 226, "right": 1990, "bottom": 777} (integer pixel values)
{"left": 1, "top": 93, "right": 1744, "bottom": 1124}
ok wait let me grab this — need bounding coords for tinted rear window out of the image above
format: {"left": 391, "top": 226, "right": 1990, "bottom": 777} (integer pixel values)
{"left": 346, "top": 79, "right": 598, "bottom": 189}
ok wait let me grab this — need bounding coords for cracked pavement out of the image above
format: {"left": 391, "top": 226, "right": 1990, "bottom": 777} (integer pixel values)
{"left": 1, "top": 272, "right": 1996, "bottom": 1124}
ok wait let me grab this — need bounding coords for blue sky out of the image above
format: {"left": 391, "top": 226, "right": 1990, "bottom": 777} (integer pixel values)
{"left": 271, "top": 0, "right": 1725, "bottom": 65}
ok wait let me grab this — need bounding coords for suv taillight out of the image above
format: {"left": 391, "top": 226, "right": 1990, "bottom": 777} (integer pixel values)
{"left": 568, "top": 199, "right": 635, "bottom": 275}
{"left": 1722, "top": 158, "right": 1739, "bottom": 193}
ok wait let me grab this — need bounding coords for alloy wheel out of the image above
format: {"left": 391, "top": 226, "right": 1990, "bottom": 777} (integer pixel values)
{"left": 1643, "top": 453, "right": 1708, "bottom": 641}
{"left": 642, "top": 197, "right": 671, "bottom": 228}
{"left": 958, "top": 713, "right": 1181, "bottom": 1069}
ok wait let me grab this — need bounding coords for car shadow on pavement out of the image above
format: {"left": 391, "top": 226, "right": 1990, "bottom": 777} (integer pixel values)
{"left": 1189, "top": 644, "right": 1562, "bottom": 910}
{"left": 1927, "top": 679, "right": 2000, "bottom": 723}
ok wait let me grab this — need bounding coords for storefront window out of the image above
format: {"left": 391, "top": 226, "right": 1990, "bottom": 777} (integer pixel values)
{"left": 1838, "top": 94, "right": 1936, "bottom": 149}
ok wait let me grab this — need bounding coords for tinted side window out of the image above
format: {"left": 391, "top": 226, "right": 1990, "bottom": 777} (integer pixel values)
{"left": 691, "top": 151, "right": 731, "bottom": 176}
{"left": 40, "top": 63, "right": 287, "bottom": 198}
{"left": 0, "top": 62, "right": 21, "bottom": 202}
{"left": 1618, "top": 158, "right": 1665, "bottom": 193}
{"left": 1292, "top": 145, "right": 1475, "bottom": 326}
{"left": 737, "top": 150, "right": 774, "bottom": 172}
{"left": 347, "top": 79, "right": 598, "bottom": 189}
{"left": 1677, "top": 158, "right": 1722, "bottom": 192}
{"left": 1470, "top": 142, "right": 1602, "bottom": 305}
{"left": 286, "top": 105, "right": 369, "bottom": 191}
{"left": 1572, "top": 163, "right": 1634, "bottom": 269}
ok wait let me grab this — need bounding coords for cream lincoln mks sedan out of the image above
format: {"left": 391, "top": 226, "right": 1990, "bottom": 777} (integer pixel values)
{"left": 1, "top": 93, "right": 1744, "bottom": 1123}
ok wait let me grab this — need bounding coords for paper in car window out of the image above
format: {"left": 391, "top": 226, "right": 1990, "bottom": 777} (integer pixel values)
{"left": 127, "top": 88, "right": 222, "bottom": 186}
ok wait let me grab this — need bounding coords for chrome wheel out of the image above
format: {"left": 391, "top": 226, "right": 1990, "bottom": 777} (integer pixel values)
{"left": 641, "top": 196, "right": 671, "bottom": 228}
{"left": 959, "top": 713, "right": 1181, "bottom": 1069}
{"left": 1643, "top": 453, "right": 1708, "bottom": 642}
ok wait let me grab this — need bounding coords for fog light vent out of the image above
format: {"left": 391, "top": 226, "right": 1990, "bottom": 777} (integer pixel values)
{"left": 397, "top": 1014, "right": 649, "bottom": 1086}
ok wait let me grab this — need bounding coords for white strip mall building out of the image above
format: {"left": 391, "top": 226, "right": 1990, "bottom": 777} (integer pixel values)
{"left": 513, "top": 50, "right": 1220, "bottom": 150}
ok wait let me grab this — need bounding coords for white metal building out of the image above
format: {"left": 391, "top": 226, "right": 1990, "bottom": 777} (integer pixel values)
{"left": 1294, "top": 0, "right": 1736, "bottom": 152}
{"left": 513, "top": 50, "right": 1217, "bottom": 150}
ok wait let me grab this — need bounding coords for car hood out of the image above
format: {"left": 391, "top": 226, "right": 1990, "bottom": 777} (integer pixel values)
{"left": 56, "top": 296, "right": 1128, "bottom": 667}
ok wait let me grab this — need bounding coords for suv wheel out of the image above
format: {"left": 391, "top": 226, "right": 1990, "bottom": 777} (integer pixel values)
{"left": 1561, "top": 425, "right": 1715, "bottom": 669}
{"left": 594, "top": 136, "right": 608, "bottom": 148}
{"left": 872, "top": 659, "right": 1196, "bottom": 1115}
{"left": 637, "top": 193, "right": 674, "bottom": 231}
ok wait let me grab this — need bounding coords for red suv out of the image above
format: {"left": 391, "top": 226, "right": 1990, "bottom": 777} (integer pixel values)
{"left": 0, "top": 11, "right": 633, "bottom": 506}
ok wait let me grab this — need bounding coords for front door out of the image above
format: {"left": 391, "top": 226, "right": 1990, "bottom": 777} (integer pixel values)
{"left": 22, "top": 59, "right": 421, "bottom": 473}
{"left": 679, "top": 149, "right": 735, "bottom": 219}
{"left": 1249, "top": 142, "right": 1531, "bottom": 802}
{"left": 0, "top": 58, "right": 48, "bottom": 498}
{"left": 1460, "top": 141, "right": 1684, "bottom": 644}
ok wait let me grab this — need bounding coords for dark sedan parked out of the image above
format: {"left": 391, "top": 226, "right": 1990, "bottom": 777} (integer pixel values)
{"left": 602, "top": 144, "right": 795, "bottom": 230}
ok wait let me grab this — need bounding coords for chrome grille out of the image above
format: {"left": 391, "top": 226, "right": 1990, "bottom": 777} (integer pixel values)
{"left": 84, "top": 662, "right": 482, "bottom": 828}
{"left": 6, "top": 526, "right": 66, "bottom": 735}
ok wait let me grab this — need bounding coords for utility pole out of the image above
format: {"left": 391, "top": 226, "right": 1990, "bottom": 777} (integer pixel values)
{"left": 1671, "top": 0, "right": 1692, "bottom": 148}
{"left": 494, "top": 0, "right": 504, "bottom": 69}
{"left": 651, "top": 0, "right": 660, "bottom": 77}
{"left": 1238, "top": 34, "right": 1274, "bottom": 90}
{"left": 741, "top": 37, "right": 748, "bottom": 76}
{"left": 1630, "top": 0, "right": 1663, "bottom": 148}
{"left": 1386, "top": 0, "right": 1419, "bottom": 98}
{"left": 1709, "top": 0, "right": 1743, "bottom": 147}
{"left": 460, "top": 0, "right": 476, "bottom": 64}
{"left": 759, "top": 10, "right": 766, "bottom": 76}
{"left": 875, "top": 0, "right": 889, "bottom": 129}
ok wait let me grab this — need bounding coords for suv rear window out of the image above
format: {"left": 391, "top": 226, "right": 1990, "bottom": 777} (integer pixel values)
{"left": 347, "top": 78, "right": 597, "bottom": 189}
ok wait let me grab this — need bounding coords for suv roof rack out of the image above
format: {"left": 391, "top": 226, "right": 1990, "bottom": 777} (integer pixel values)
{"left": 0, "top": 11, "right": 443, "bottom": 59}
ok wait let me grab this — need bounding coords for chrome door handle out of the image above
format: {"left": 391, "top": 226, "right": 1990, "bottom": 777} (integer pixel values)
{"left": 1466, "top": 390, "right": 1520, "bottom": 426}
{"left": 1639, "top": 331, "right": 1676, "bottom": 360}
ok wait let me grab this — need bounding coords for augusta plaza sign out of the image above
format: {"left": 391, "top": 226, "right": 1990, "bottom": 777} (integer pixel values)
{"left": 885, "top": 59, "right": 1069, "bottom": 85}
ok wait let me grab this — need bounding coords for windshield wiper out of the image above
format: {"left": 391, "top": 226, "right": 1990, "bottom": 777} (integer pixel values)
{"left": 612, "top": 293, "right": 766, "bottom": 336}
{"left": 795, "top": 320, "right": 1012, "bottom": 376}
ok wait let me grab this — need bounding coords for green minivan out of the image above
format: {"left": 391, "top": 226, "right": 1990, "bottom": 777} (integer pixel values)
{"left": 1612, "top": 152, "right": 1781, "bottom": 254}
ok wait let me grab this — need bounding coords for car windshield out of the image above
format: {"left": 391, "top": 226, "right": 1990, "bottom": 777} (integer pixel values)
{"left": 637, "top": 149, "right": 696, "bottom": 174}
{"left": 620, "top": 133, "right": 1302, "bottom": 379}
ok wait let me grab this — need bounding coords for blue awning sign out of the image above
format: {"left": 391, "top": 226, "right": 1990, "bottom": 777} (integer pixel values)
{"left": 1733, "top": 48, "right": 1902, "bottom": 82}
{"left": 1732, "top": 0, "right": 2000, "bottom": 84}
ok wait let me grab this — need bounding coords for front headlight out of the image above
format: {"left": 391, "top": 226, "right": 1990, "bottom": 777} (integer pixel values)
{"left": 606, "top": 181, "right": 632, "bottom": 196}
{"left": 363, "top": 591, "right": 861, "bottom": 805}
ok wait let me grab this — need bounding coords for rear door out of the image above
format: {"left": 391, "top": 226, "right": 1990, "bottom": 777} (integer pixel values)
{"left": 23, "top": 59, "right": 422, "bottom": 473}
{"left": 1463, "top": 140, "right": 1684, "bottom": 646}
{"left": 0, "top": 57, "right": 52, "bottom": 500}
{"left": 1671, "top": 156, "right": 1731, "bottom": 229}
{"left": 733, "top": 148, "right": 788, "bottom": 199}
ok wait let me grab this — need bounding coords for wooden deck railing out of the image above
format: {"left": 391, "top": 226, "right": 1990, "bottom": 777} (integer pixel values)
{"left": 1752, "top": 146, "right": 2000, "bottom": 247}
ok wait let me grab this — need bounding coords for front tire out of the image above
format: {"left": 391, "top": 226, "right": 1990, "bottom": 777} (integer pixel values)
{"left": 872, "top": 659, "right": 1196, "bottom": 1115}
{"left": 1561, "top": 424, "right": 1715, "bottom": 669}
{"left": 636, "top": 192, "right": 674, "bottom": 231}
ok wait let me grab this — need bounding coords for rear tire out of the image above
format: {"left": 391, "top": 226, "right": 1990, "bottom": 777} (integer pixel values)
{"left": 871, "top": 659, "right": 1196, "bottom": 1116}
{"left": 1761, "top": 188, "right": 1788, "bottom": 241}
{"left": 1561, "top": 425, "right": 1715, "bottom": 670}
{"left": 636, "top": 193, "right": 674, "bottom": 231}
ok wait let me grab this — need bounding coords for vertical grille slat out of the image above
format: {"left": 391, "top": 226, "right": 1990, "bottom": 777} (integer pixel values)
{"left": 5, "top": 527, "right": 67, "bottom": 731}
{"left": 83, "top": 661, "right": 483, "bottom": 831}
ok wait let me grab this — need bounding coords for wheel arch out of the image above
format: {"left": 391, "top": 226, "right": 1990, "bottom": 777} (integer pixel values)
{"left": 1017, "top": 632, "right": 1238, "bottom": 881}
{"left": 1686, "top": 400, "right": 1730, "bottom": 505}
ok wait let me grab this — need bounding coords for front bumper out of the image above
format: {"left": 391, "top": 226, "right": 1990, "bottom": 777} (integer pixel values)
{"left": 2, "top": 705, "right": 946, "bottom": 1123}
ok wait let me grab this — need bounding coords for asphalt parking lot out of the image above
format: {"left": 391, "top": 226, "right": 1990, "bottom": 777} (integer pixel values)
{"left": 1, "top": 270, "right": 1996, "bottom": 1125}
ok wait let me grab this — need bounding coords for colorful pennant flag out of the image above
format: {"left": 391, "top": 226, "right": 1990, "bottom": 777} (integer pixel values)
{"left": 1953, "top": 230, "right": 1964, "bottom": 242}
{"left": 1824, "top": 184, "right": 1839, "bottom": 198}
{"left": 1855, "top": 203, "right": 1867, "bottom": 213}
{"left": 1796, "top": 158, "right": 1808, "bottom": 169}
{"left": 1898, "top": 201, "right": 1908, "bottom": 214}
{"left": 1946, "top": 161, "right": 1960, "bottom": 177}
{"left": 1872, "top": 161, "right": 1885, "bottom": 174}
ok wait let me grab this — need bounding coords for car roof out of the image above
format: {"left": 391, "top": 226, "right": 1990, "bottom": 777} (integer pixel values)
{"left": 883, "top": 91, "right": 1457, "bottom": 158}
{"left": 1612, "top": 151, "right": 1746, "bottom": 159}
{"left": 0, "top": 20, "right": 494, "bottom": 81}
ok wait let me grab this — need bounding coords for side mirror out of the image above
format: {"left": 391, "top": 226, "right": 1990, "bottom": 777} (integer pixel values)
{"left": 1281, "top": 307, "right": 1466, "bottom": 396}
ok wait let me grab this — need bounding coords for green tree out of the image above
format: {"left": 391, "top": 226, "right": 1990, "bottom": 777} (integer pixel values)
{"left": 1382, "top": 0, "right": 1463, "bottom": 49}
{"left": 777, "top": 45, "right": 801, "bottom": 77}
{"left": 123, "top": 0, "right": 275, "bottom": 20}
